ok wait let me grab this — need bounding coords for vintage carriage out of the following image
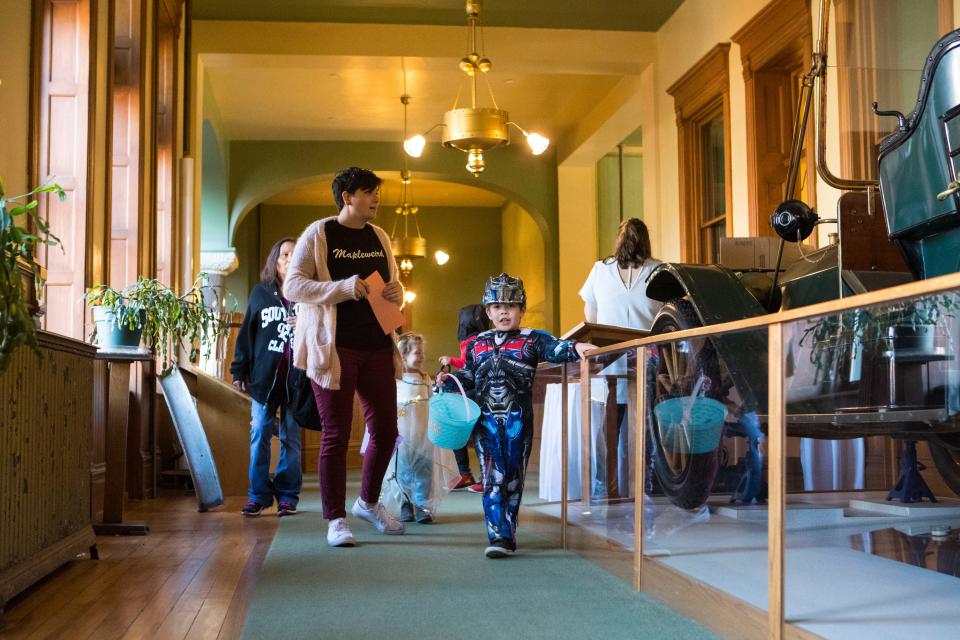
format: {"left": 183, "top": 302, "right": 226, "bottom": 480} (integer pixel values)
{"left": 644, "top": 11, "right": 960, "bottom": 510}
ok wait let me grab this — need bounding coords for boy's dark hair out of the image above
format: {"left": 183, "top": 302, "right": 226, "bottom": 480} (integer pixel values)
{"left": 260, "top": 236, "right": 296, "bottom": 286}
{"left": 603, "top": 217, "right": 652, "bottom": 269}
{"left": 332, "top": 167, "right": 382, "bottom": 211}
{"left": 457, "top": 304, "right": 490, "bottom": 341}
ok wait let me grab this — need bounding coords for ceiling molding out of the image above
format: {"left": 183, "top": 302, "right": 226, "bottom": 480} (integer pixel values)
{"left": 191, "top": 1, "right": 684, "bottom": 33}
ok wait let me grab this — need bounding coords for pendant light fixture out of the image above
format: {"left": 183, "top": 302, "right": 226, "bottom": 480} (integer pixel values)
{"left": 403, "top": 0, "right": 550, "bottom": 177}
{"left": 391, "top": 66, "right": 427, "bottom": 277}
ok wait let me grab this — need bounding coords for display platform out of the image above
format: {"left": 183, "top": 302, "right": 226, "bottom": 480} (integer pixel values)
{"left": 527, "top": 491, "right": 960, "bottom": 639}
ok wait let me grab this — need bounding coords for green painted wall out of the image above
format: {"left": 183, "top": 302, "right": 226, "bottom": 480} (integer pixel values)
{"left": 222, "top": 139, "right": 559, "bottom": 330}
{"left": 596, "top": 152, "right": 643, "bottom": 257}
{"left": 502, "top": 201, "right": 547, "bottom": 331}
{"left": 224, "top": 205, "right": 260, "bottom": 310}
{"left": 234, "top": 203, "right": 502, "bottom": 365}
{"left": 201, "top": 121, "right": 231, "bottom": 251}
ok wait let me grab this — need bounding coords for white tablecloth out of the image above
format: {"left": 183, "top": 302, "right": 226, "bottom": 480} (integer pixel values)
{"left": 538, "top": 380, "right": 609, "bottom": 501}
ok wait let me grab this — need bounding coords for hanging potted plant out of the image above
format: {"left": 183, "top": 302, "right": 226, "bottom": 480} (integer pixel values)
{"left": 83, "top": 274, "right": 231, "bottom": 375}
{"left": 0, "top": 177, "right": 65, "bottom": 375}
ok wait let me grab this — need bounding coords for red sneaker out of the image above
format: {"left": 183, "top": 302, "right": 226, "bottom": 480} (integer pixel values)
{"left": 466, "top": 481, "right": 484, "bottom": 493}
{"left": 452, "top": 473, "right": 476, "bottom": 491}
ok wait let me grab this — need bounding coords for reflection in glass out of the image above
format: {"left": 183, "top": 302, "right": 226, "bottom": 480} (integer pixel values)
{"left": 832, "top": 0, "right": 942, "bottom": 181}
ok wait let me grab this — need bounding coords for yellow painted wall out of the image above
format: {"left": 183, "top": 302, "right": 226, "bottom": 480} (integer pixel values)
{"left": 557, "top": 166, "right": 597, "bottom": 333}
{"left": 653, "top": 0, "right": 771, "bottom": 261}
{"left": 502, "top": 201, "right": 547, "bottom": 332}
{"left": 0, "top": 1, "right": 32, "bottom": 196}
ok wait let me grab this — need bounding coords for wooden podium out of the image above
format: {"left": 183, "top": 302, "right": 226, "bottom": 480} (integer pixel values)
{"left": 543, "top": 323, "right": 647, "bottom": 548}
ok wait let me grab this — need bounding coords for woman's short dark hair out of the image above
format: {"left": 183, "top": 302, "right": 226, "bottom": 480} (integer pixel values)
{"left": 457, "top": 304, "right": 490, "bottom": 341}
{"left": 332, "top": 167, "right": 382, "bottom": 211}
{"left": 604, "top": 218, "right": 652, "bottom": 269}
{"left": 261, "top": 236, "right": 296, "bottom": 285}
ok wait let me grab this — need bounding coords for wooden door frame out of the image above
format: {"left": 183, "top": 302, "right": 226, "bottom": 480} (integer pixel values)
{"left": 667, "top": 44, "right": 733, "bottom": 263}
{"left": 733, "top": 0, "right": 814, "bottom": 237}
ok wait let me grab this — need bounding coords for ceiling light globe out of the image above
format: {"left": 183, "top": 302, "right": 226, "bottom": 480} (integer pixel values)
{"left": 434, "top": 250, "right": 450, "bottom": 266}
{"left": 403, "top": 134, "right": 426, "bottom": 158}
{"left": 403, "top": 290, "right": 417, "bottom": 304}
{"left": 526, "top": 132, "right": 550, "bottom": 156}
{"left": 459, "top": 58, "right": 476, "bottom": 75}
{"left": 477, "top": 58, "right": 492, "bottom": 73}
{"left": 466, "top": 149, "right": 485, "bottom": 176}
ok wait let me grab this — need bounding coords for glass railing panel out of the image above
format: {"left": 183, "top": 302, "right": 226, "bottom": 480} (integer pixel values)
{"left": 782, "top": 288, "right": 960, "bottom": 637}
{"left": 640, "top": 323, "right": 771, "bottom": 606}
{"left": 527, "top": 346, "right": 638, "bottom": 583}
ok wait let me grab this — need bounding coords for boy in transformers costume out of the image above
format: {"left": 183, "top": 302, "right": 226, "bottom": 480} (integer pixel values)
{"left": 446, "top": 273, "right": 594, "bottom": 558}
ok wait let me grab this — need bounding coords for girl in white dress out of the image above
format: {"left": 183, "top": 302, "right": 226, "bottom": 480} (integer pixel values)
{"left": 382, "top": 333, "right": 458, "bottom": 523}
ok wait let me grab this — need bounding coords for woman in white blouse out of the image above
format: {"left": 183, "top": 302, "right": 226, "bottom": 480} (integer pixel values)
{"left": 580, "top": 217, "right": 663, "bottom": 329}
{"left": 579, "top": 218, "right": 662, "bottom": 499}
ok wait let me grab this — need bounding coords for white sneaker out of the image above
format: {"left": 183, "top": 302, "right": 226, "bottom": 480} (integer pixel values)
{"left": 350, "top": 498, "right": 405, "bottom": 535}
{"left": 484, "top": 544, "right": 515, "bottom": 559}
{"left": 327, "top": 517, "right": 356, "bottom": 547}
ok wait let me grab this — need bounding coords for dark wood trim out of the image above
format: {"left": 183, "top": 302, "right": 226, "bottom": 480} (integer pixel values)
{"left": 36, "top": 329, "right": 98, "bottom": 357}
{"left": 939, "top": 0, "right": 955, "bottom": 36}
{"left": 732, "top": 0, "right": 810, "bottom": 73}
{"left": 732, "top": 0, "right": 813, "bottom": 236}
{"left": 666, "top": 44, "right": 731, "bottom": 122}
{"left": 28, "top": 0, "right": 43, "bottom": 190}
{"left": 83, "top": 0, "right": 99, "bottom": 297}
{"left": 667, "top": 44, "right": 731, "bottom": 263}
{"left": 103, "top": 0, "right": 116, "bottom": 289}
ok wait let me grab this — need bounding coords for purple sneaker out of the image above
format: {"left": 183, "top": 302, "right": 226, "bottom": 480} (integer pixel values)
{"left": 277, "top": 502, "right": 298, "bottom": 517}
{"left": 241, "top": 500, "right": 265, "bottom": 517}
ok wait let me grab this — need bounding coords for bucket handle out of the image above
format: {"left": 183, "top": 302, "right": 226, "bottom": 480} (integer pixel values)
{"left": 435, "top": 372, "right": 473, "bottom": 418}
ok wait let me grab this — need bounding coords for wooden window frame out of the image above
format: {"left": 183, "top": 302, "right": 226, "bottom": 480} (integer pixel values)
{"left": 732, "top": 0, "right": 815, "bottom": 237}
{"left": 667, "top": 44, "right": 733, "bottom": 263}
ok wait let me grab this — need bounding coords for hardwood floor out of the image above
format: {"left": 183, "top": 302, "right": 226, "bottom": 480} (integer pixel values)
{"left": 1, "top": 493, "right": 277, "bottom": 639}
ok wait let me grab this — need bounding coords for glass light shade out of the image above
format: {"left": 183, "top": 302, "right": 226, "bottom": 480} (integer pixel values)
{"left": 403, "top": 290, "right": 417, "bottom": 304}
{"left": 399, "top": 258, "right": 414, "bottom": 273}
{"left": 526, "top": 132, "right": 550, "bottom": 155}
{"left": 434, "top": 250, "right": 450, "bottom": 265}
{"left": 403, "top": 134, "right": 426, "bottom": 158}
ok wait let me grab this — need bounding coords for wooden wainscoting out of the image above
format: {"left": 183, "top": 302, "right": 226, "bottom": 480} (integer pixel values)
{"left": 0, "top": 332, "right": 97, "bottom": 610}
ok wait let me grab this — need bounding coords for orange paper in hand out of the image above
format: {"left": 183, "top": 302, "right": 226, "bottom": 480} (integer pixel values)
{"left": 363, "top": 271, "right": 404, "bottom": 335}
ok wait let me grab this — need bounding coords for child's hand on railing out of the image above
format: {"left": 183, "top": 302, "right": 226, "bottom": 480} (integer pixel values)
{"left": 575, "top": 342, "right": 598, "bottom": 359}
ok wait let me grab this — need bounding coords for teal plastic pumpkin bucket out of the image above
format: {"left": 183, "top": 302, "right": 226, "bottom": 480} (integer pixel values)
{"left": 654, "top": 396, "right": 726, "bottom": 455}
{"left": 428, "top": 374, "right": 481, "bottom": 450}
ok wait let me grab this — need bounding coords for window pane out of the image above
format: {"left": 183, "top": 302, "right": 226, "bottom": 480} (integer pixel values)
{"left": 702, "top": 116, "right": 725, "bottom": 221}
{"left": 702, "top": 220, "right": 726, "bottom": 264}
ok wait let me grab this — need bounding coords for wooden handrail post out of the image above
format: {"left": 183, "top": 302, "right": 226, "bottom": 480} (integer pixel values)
{"left": 635, "top": 345, "right": 647, "bottom": 592}
{"left": 768, "top": 322, "right": 786, "bottom": 639}
{"left": 561, "top": 361, "right": 568, "bottom": 549}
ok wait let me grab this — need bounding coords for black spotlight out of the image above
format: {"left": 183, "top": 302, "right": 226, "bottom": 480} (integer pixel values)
{"left": 770, "top": 199, "right": 818, "bottom": 242}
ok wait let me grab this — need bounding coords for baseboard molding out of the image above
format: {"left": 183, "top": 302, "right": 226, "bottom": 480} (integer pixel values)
{"left": 0, "top": 526, "right": 95, "bottom": 607}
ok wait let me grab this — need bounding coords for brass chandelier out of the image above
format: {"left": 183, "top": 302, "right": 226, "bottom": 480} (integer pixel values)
{"left": 391, "top": 93, "right": 427, "bottom": 276}
{"left": 403, "top": 0, "right": 550, "bottom": 177}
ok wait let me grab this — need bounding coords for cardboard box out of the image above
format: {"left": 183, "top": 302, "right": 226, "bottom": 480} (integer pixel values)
{"left": 719, "top": 237, "right": 802, "bottom": 271}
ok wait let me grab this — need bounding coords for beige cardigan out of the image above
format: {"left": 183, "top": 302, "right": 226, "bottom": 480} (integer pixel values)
{"left": 282, "top": 216, "right": 403, "bottom": 390}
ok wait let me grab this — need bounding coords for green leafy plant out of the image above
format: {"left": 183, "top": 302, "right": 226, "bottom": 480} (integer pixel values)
{"left": 800, "top": 294, "right": 960, "bottom": 379}
{"left": 83, "top": 274, "right": 232, "bottom": 375}
{"left": 0, "top": 177, "right": 65, "bottom": 375}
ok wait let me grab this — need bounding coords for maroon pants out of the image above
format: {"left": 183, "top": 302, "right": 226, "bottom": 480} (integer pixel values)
{"left": 311, "top": 347, "right": 398, "bottom": 520}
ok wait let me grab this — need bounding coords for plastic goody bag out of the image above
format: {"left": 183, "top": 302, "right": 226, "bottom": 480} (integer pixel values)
{"left": 375, "top": 372, "right": 460, "bottom": 516}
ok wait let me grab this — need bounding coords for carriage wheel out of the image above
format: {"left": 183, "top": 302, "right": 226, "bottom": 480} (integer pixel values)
{"left": 647, "top": 299, "right": 724, "bottom": 510}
